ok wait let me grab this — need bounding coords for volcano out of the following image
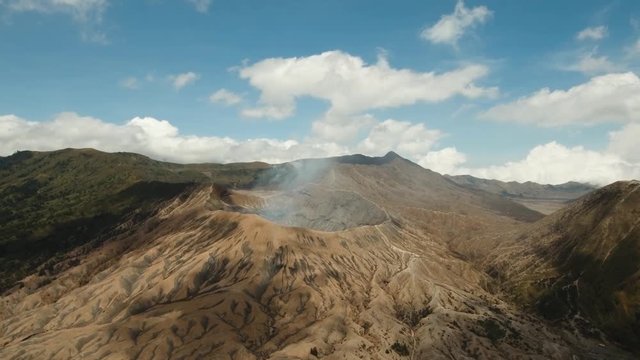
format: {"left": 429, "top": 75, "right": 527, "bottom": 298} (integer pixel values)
{"left": 0, "top": 149, "right": 636, "bottom": 359}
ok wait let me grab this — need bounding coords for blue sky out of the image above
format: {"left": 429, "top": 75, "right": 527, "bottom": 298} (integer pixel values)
{"left": 0, "top": 0, "right": 639, "bottom": 184}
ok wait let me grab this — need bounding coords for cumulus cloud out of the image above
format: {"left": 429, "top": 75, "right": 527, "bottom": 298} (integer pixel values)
{"left": 238, "top": 50, "right": 497, "bottom": 120}
{"left": 461, "top": 142, "right": 639, "bottom": 185}
{"left": 0, "top": 112, "right": 451, "bottom": 168}
{"left": 311, "top": 112, "right": 376, "bottom": 143}
{"left": 357, "top": 119, "right": 443, "bottom": 157}
{"left": 238, "top": 50, "right": 496, "bottom": 145}
{"left": 420, "top": 0, "right": 492, "bottom": 46}
{"left": 440, "top": 123, "right": 640, "bottom": 185}
{"left": 0, "top": 112, "right": 349, "bottom": 164}
{"left": 185, "top": 0, "right": 210, "bottom": 13}
{"left": 1, "top": 112, "right": 638, "bottom": 185}
{"left": 482, "top": 72, "right": 640, "bottom": 126}
{"left": 169, "top": 72, "right": 199, "bottom": 90}
{"left": 608, "top": 123, "right": 640, "bottom": 163}
{"left": 576, "top": 26, "right": 608, "bottom": 41}
{"left": 1, "top": 0, "right": 109, "bottom": 43}
{"left": 417, "top": 147, "right": 467, "bottom": 175}
{"left": 209, "top": 89, "right": 243, "bottom": 106}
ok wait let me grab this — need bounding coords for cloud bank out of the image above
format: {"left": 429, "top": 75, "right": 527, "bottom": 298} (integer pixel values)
{"left": 0, "top": 113, "right": 441, "bottom": 165}
{"left": 460, "top": 142, "right": 639, "bottom": 185}
{"left": 1, "top": 112, "right": 638, "bottom": 185}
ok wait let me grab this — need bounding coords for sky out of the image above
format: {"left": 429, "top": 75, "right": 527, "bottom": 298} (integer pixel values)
{"left": 1, "top": 0, "right": 639, "bottom": 185}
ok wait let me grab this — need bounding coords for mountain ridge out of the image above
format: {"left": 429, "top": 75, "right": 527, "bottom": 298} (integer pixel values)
{"left": 447, "top": 174, "right": 596, "bottom": 214}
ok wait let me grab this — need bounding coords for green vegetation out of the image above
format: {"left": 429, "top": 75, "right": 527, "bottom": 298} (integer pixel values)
{"left": 309, "top": 347, "right": 318, "bottom": 357}
{"left": 479, "top": 318, "right": 506, "bottom": 343}
{"left": 0, "top": 148, "right": 274, "bottom": 292}
{"left": 394, "top": 304, "right": 432, "bottom": 327}
{"left": 390, "top": 341, "right": 410, "bottom": 356}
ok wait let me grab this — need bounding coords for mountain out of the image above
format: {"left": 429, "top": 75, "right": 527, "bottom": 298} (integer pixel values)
{"left": 485, "top": 180, "right": 640, "bottom": 352}
{"left": 0, "top": 149, "right": 635, "bottom": 359}
{"left": 447, "top": 175, "right": 596, "bottom": 215}
{"left": 0, "top": 148, "right": 271, "bottom": 292}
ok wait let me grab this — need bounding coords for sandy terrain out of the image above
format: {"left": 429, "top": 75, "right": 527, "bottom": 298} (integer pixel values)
{"left": 0, "top": 155, "right": 634, "bottom": 359}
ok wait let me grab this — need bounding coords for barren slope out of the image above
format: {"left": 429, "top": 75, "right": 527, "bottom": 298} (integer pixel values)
{"left": 0, "top": 185, "right": 623, "bottom": 360}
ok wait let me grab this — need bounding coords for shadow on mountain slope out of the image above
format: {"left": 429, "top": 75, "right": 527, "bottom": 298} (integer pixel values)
{"left": 486, "top": 181, "right": 640, "bottom": 353}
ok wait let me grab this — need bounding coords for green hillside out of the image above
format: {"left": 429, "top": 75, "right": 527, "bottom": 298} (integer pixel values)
{"left": 0, "top": 148, "right": 271, "bottom": 292}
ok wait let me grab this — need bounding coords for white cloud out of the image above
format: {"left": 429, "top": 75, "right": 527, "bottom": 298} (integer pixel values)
{"left": 1, "top": 0, "right": 109, "bottom": 43}
{"left": 0, "top": 112, "right": 349, "bottom": 164}
{"left": 209, "top": 89, "right": 243, "bottom": 106}
{"left": 564, "top": 52, "right": 617, "bottom": 74}
{"left": 482, "top": 72, "right": 640, "bottom": 126}
{"left": 576, "top": 26, "right": 608, "bottom": 41}
{"left": 185, "top": 0, "right": 210, "bottom": 13}
{"left": 459, "top": 142, "right": 639, "bottom": 186}
{"left": 169, "top": 72, "right": 200, "bottom": 90}
{"left": 439, "top": 123, "right": 640, "bottom": 185}
{"left": 238, "top": 50, "right": 497, "bottom": 120}
{"left": 119, "top": 76, "right": 138, "bottom": 90}
{"left": 357, "top": 119, "right": 443, "bottom": 157}
{"left": 420, "top": 0, "right": 492, "bottom": 46}
{"left": 312, "top": 112, "right": 376, "bottom": 143}
{"left": 608, "top": 122, "right": 640, "bottom": 163}
{"left": 417, "top": 147, "right": 467, "bottom": 175}
{"left": 0, "top": 112, "right": 448, "bottom": 168}
{"left": 241, "top": 105, "right": 295, "bottom": 119}
{"left": 2, "top": 113, "right": 638, "bottom": 185}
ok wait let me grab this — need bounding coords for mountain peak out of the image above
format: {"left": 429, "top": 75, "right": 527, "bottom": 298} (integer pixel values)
{"left": 332, "top": 151, "right": 409, "bottom": 166}
{"left": 383, "top": 151, "right": 402, "bottom": 160}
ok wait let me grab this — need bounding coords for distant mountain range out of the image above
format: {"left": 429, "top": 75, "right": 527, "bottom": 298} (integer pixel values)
{"left": 0, "top": 148, "right": 637, "bottom": 359}
{"left": 447, "top": 174, "right": 596, "bottom": 214}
